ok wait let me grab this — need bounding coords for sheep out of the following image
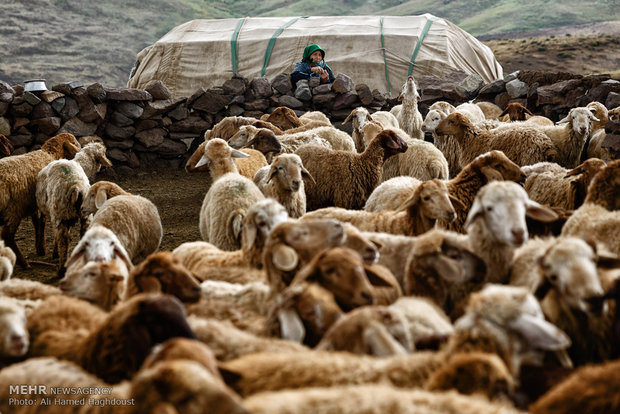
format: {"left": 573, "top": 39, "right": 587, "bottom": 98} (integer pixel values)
{"left": 365, "top": 151, "right": 526, "bottom": 235}
{"left": 193, "top": 137, "right": 267, "bottom": 182}
{"left": 0, "top": 356, "right": 249, "bottom": 414}
{"left": 421, "top": 108, "right": 462, "bottom": 175}
{"left": 361, "top": 119, "right": 449, "bottom": 182}
{"left": 0, "top": 240, "right": 16, "bottom": 281}
{"left": 204, "top": 115, "right": 282, "bottom": 141}
{"left": 303, "top": 178, "right": 459, "bottom": 237}
{"left": 509, "top": 236, "right": 620, "bottom": 366}
{"left": 276, "top": 125, "right": 356, "bottom": 152}
{"left": 343, "top": 106, "right": 399, "bottom": 152}
{"left": 522, "top": 158, "right": 607, "bottom": 210}
{"left": 0, "top": 278, "right": 61, "bottom": 303}
{"left": 253, "top": 154, "right": 314, "bottom": 218}
{"left": 539, "top": 106, "right": 600, "bottom": 168}
{"left": 475, "top": 101, "right": 503, "bottom": 120}
{"left": 464, "top": 181, "right": 558, "bottom": 285}
{"left": 296, "top": 129, "right": 408, "bottom": 211}
{"left": 340, "top": 221, "right": 380, "bottom": 265}
{"left": 609, "top": 105, "right": 620, "bottom": 121}
{"left": 264, "top": 281, "right": 344, "bottom": 346}
{"left": 436, "top": 112, "right": 557, "bottom": 168}
{"left": 59, "top": 260, "right": 128, "bottom": 311}
{"left": 315, "top": 305, "right": 413, "bottom": 357}
{"left": 403, "top": 229, "right": 487, "bottom": 317}
{"left": 88, "top": 191, "right": 163, "bottom": 264}
{"left": 263, "top": 218, "right": 346, "bottom": 294}
{"left": 585, "top": 101, "right": 610, "bottom": 161}
{"left": 0, "top": 133, "right": 81, "bottom": 267}
{"left": 27, "top": 293, "right": 196, "bottom": 383}
{"left": 199, "top": 173, "right": 265, "bottom": 251}
{"left": 123, "top": 251, "right": 202, "bottom": 303}
{"left": 455, "top": 102, "right": 486, "bottom": 124}
{"left": 35, "top": 143, "right": 112, "bottom": 272}
{"left": 443, "top": 284, "right": 572, "bottom": 379}
{"left": 530, "top": 358, "right": 620, "bottom": 414}
{"left": 63, "top": 225, "right": 133, "bottom": 279}
{"left": 0, "top": 297, "right": 28, "bottom": 362}
{"left": 80, "top": 180, "right": 130, "bottom": 218}
{"left": 0, "top": 134, "right": 13, "bottom": 158}
{"left": 261, "top": 106, "right": 330, "bottom": 130}
{"left": 498, "top": 102, "right": 533, "bottom": 122}
{"left": 188, "top": 315, "right": 308, "bottom": 362}
{"left": 300, "top": 110, "right": 332, "bottom": 125}
{"left": 561, "top": 159, "right": 620, "bottom": 255}
{"left": 174, "top": 198, "right": 288, "bottom": 282}
{"left": 197, "top": 280, "right": 271, "bottom": 315}
{"left": 230, "top": 125, "right": 331, "bottom": 156}
{"left": 429, "top": 101, "right": 456, "bottom": 115}
{"left": 390, "top": 76, "right": 424, "bottom": 139}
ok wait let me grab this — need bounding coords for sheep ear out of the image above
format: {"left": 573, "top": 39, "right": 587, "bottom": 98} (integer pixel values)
{"left": 218, "top": 365, "right": 244, "bottom": 390}
{"left": 97, "top": 152, "right": 113, "bottom": 168}
{"left": 301, "top": 167, "right": 316, "bottom": 185}
{"left": 449, "top": 194, "right": 466, "bottom": 211}
{"left": 64, "top": 244, "right": 86, "bottom": 269}
{"left": 277, "top": 308, "right": 306, "bottom": 342}
{"left": 364, "top": 265, "right": 393, "bottom": 287}
{"left": 597, "top": 251, "right": 620, "bottom": 269}
{"left": 230, "top": 213, "right": 244, "bottom": 245}
{"left": 363, "top": 321, "right": 408, "bottom": 357}
{"left": 556, "top": 115, "right": 570, "bottom": 125}
{"left": 508, "top": 313, "right": 571, "bottom": 350}
{"left": 95, "top": 188, "right": 108, "bottom": 209}
{"left": 395, "top": 191, "right": 420, "bottom": 212}
{"left": 464, "top": 198, "right": 485, "bottom": 231}
{"left": 231, "top": 149, "right": 250, "bottom": 159}
{"left": 524, "top": 107, "right": 533, "bottom": 116}
{"left": 525, "top": 199, "right": 559, "bottom": 223}
{"left": 113, "top": 242, "right": 133, "bottom": 270}
{"left": 242, "top": 223, "right": 258, "bottom": 250}
{"left": 564, "top": 164, "right": 585, "bottom": 177}
{"left": 534, "top": 277, "right": 553, "bottom": 300}
{"left": 343, "top": 111, "right": 354, "bottom": 124}
{"left": 194, "top": 154, "right": 211, "bottom": 169}
{"left": 499, "top": 107, "right": 509, "bottom": 117}
{"left": 243, "top": 137, "right": 259, "bottom": 149}
{"left": 589, "top": 113, "right": 600, "bottom": 122}
{"left": 271, "top": 244, "right": 299, "bottom": 271}
{"left": 480, "top": 166, "right": 504, "bottom": 182}
{"left": 267, "top": 164, "right": 278, "bottom": 183}
{"left": 135, "top": 274, "right": 163, "bottom": 293}
{"left": 397, "top": 94, "right": 404, "bottom": 102}
{"left": 433, "top": 255, "right": 466, "bottom": 283}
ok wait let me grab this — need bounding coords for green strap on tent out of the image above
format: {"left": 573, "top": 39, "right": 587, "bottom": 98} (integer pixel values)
{"left": 408, "top": 17, "right": 436, "bottom": 76}
{"left": 231, "top": 17, "right": 247, "bottom": 75}
{"left": 261, "top": 16, "right": 307, "bottom": 76}
{"left": 380, "top": 16, "right": 391, "bottom": 94}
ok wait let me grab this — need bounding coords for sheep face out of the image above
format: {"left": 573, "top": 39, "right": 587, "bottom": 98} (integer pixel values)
{"left": 229, "top": 125, "right": 257, "bottom": 149}
{"left": 465, "top": 181, "right": 558, "bottom": 248}
{"left": 557, "top": 107, "right": 598, "bottom": 137}
{"left": 268, "top": 154, "right": 313, "bottom": 192}
{"left": 130, "top": 252, "right": 202, "bottom": 303}
{"left": 473, "top": 151, "right": 526, "bottom": 183}
{"left": 244, "top": 129, "right": 282, "bottom": 157}
{"left": 264, "top": 107, "right": 302, "bottom": 130}
{"left": 130, "top": 359, "right": 249, "bottom": 414}
{"left": 195, "top": 138, "right": 249, "bottom": 169}
{"left": 343, "top": 107, "right": 372, "bottom": 134}
{"left": 416, "top": 179, "right": 458, "bottom": 222}
{"left": 64, "top": 225, "right": 133, "bottom": 270}
{"left": 376, "top": 129, "right": 408, "bottom": 158}
{"left": 42, "top": 133, "right": 82, "bottom": 159}
{"left": 398, "top": 75, "right": 420, "bottom": 102}
{"left": 435, "top": 112, "right": 472, "bottom": 137}
{"left": 421, "top": 109, "right": 447, "bottom": 133}
{"left": 537, "top": 238, "right": 606, "bottom": 314}
{"left": 59, "top": 261, "right": 127, "bottom": 310}
{"left": 242, "top": 199, "right": 288, "bottom": 251}
{"left": 499, "top": 103, "right": 533, "bottom": 122}
{"left": 0, "top": 306, "right": 28, "bottom": 357}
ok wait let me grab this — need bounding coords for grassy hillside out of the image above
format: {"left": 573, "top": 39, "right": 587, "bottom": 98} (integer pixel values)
{"left": 0, "top": 0, "right": 617, "bottom": 88}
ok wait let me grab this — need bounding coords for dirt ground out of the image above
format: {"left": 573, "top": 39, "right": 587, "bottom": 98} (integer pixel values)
{"left": 11, "top": 167, "right": 207, "bottom": 285}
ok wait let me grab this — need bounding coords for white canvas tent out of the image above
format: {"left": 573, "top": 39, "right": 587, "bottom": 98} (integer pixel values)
{"left": 128, "top": 14, "right": 503, "bottom": 98}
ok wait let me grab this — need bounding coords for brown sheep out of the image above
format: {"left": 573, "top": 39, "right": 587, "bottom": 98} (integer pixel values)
{"left": 59, "top": 260, "right": 128, "bottom": 311}
{"left": 296, "top": 129, "right": 408, "bottom": 211}
{"left": 0, "top": 133, "right": 81, "bottom": 267}
{"left": 27, "top": 293, "right": 195, "bottom": 383}
{"left": 499, "top": 102, "right": 534, "bottom": 121}
{"left": 125, "top": 251, "right": 202, "bottom": 303}
{"left": 261, "top": 106, "right": 305, "bottom": 130}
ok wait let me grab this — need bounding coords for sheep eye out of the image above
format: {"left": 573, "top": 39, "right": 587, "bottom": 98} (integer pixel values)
{"left": 548, "top": 274, "right": 558, "bottom": 282}
{"left": 423, "top": 196, "right": 431, "bottom": 201}
{"left": 257, "top": 221, "right": 267, "bottom": 228}
{"left": 486, "top": 206, "right": 493, "bottom": 212}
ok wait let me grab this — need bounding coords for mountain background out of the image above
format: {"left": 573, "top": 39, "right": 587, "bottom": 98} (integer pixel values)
{"left": 0, "top": 0, "right": 618, "bottom": 88}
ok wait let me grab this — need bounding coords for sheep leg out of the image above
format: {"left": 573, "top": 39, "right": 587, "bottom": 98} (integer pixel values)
{"left": 55, "top": 222, "right": 71, "bottom": 272}
{"left": 1, "top": 219, "right": 28, "bottom": 268}
{"left": 32, "top": 212, "right": 46, "bottom": 256}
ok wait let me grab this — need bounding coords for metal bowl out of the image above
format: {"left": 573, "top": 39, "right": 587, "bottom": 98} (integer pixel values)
{"left": 24, "top": 79, "right": 48, "bottom": 92}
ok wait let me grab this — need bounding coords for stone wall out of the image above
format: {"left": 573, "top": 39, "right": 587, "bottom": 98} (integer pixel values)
{"left": 0, "top": 69, "right": 619, "bottom": 169}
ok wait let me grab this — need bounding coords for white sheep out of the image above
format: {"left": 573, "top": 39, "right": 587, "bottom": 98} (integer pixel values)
{"left": 0, "top": 297, "right": 28, "bottom": 361}
{"left": 475, "top": 101, "right": 503, "bottom": 120}
{"left": 0, "top": 133, "right": 81, "bottom": 267}
{"left": 585, "top": 101, "right": 610, "bottom": 161}
{"left": 389, "top": 296, "right": 455, "bottom": 348}
{"left": 343, "top": 106, "right": 399, "bottom": 152}
{"left": 70, "top": 141, "right": 112, "bottom": 178}
{"left": 428, "top": 101, "right": 456, "bottom": 115}
{"left": 390, "top": 76, "right": 424, "bottom": 139}
{"left": 539, "top": 106, "right": 600, "bottom": 168}
{"left": 0, "top": 241, "right": 16, "bottom": 281}
{"left": 464, "top": 180, "right": 558, "bottom": 284}
{"left": 253, "top": 154, "right": 314, "bottom": 218}
{"left": 193, "top": 137, "right": 253, "bottom": 180}
{"left": 273, "top": 125, "right": 356, "bottom": 153}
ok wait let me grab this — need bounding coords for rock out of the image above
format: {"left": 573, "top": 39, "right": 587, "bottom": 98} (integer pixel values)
{"left": 135, "top": 128, "right": 167, "bottom": 148}
{"left": 355, "top": 84, "right": 373, "bottom": 106}
{"left": 250, "top": 77, "right": 273, "bottom": 98}
{"left": 115, "top": 102, "right": 144, "bottom": 119}
{"left": 140, "top": 98, "right": 186, "bottom": 119}
{"left": 59, "top": 97, "right": 80, "bottom": 120}
{"left": 606, "top": 92, "right": 620, "bottom": 109}
{"left": 227, "top": 104, "right": 245, "bottom": 117}
{"left": 505, "top": 79, "right": 528, "bottom": 99}
{"left": 59, "top": 117, "right": 98, "bottom": 137}
{"left": 87, "top": 83, "right": 107, "bottom": 103}
{"left": 79, "top": 101, "right": 107, "bottom": 123}
{"left": 503, "top": 71, "right": 520, "bottom": 83}
{"left": 192, "top": 91, "right": 233, "bottom": 113}
{"left": 494, "top": 92, "right": 511, "bottom": 110}
{"left": 0, "top": 117, "right": 10, "bottom": 136}
{"left": 30, "top": 117, "right": 61, "bottom": 135}
{"left": 111, "top": 111, "right": 135, "bottom": 127}
{"left": 278, "top": 95, "right": 303, "bottom": 109}
{"left": 136, "top": 119, "right": 159, "bottom": 132}
{"left": 104, "top": 139, "right": 134, "bottom": 150}
{"left": 104, "top": 87, "right": 153, "bottom": 101}
{"left": 313, "top": 84, "right": 333, "bottom": 94}
{"left": 8, "top": 134, "right": 33, "bottom": 148}
{"left": 0, "top": 81, "right": 15, "bottom": 98}
{"left": 9, "top": 102, "right": 33, "bottom": 117}
{"left": 332, "top": 74, "right": 354, "bottom": 94}
{"left": 107, "top": 147, "right": 138, "bottom": 166}
{"left": 223, "top": 77, "right": 247, "bottom": 95}
{"left": 187, "top": 87, "right": 207, "bottom": 107}
{"left": 168, "top": 116, "right": 211, "bottom": 133}
{"left": 271, "top": 73, "right": 293, "bottom": 95}
{"left": 478, "top": 79, "right": 506, "bottom": 97}
{"left": 168, "top": 105, "right": 189, "bottom": 121}
{"left": 244, "top": 99, "right": 270, "bottom": 111}
{"left": 333, "top": 92, "right": 360, "bottom": 111}
{"left": 455, "top": 74, "right": 485, "bottom": 100}
{"left": 154, "top": 138, "right": 188, "bottom": 157}
{"left": 517, "top": 70, "right": 580, "bottom": 87}
{"left": 312, "top": 93, "right": 337, "bottom": 107}
{"left": 50, "top": 97, "right": 66, "bottom": 114}
{"left": 0, "top": 102, "right": 8, "bottom": 117}
{"left": 23, "top": 92, "right": 41, "bottom": 106}
{"left": 40, "top": 90, "right": 64, "bottom": 103}
{"left": 144, "top": 80, "right": 172, "bottom": 100}
{"left": 417, "top": 73, "right": 467, "bottom": 102}
{"left": 536, "top": 79, "right": 583, "bottom": 106}
{"left": 31, "top": 102, "right": 55, "bottom": 120}
{"left": 104, "top": 123, "right": 135, "bottom": 140}
{"left": 294, "top": 80, "right": 312, "bottom": 101}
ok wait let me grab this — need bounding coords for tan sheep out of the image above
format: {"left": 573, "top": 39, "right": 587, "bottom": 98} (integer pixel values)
{"left": 261, "top": 106, "right": 330, "bottom": 130}
{"left": 475, "top": 101, "right": 503, "bottom": 120}
{"left": 193, "top": 137, "right": 266, "bottom": 182}
{"left": 59, "top": 260, "right": 128, "bottom": 311}
{"left": 343, "top": 106, "right": 399, "bottom": 152}
{"left": 303, "top": 178, "right": 460, "bottom": 236}
{"left": 0, "top": 278, "right": 61, "bottom": 302}
{"left": 0, "top": 296, "right": 29, "bottom": 363}
{"left": 253, "top": 153, "right": 314, "bottom": 218}
{"left": 0, "top": 240, "right": 16, "bottom": 281}
{"left": 80, "top": 180, "right": 130, "bottom": 218}
{"left": 390, "top": 76, "right": 424, "bottom": 139}
{"left": 296, "top": 129, "right": 408, "bottom": 210}
{"left": 0, "top": 133, "right": 81, "bottom": 267}
{"left": 585, "top": 101, "right": 610, "bottom": 161}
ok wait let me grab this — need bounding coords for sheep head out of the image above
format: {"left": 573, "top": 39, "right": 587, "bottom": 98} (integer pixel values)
{"left": 59, "top": 260, "right": 127, "bottom": 311}
{"left": 242, "top": 129, "right": 282, "bottom": 158}
{"left": 471, "top": 150, "right": 526, "bottom": 183}
{"left": 583, "top": 159, "right": 620, "bottom": 209}
{"left": 185, "top": 141, "right": 208, "bottom": 173}
{"left": 263, "top": 107, "right": 302, "bottom": 130}
{"left": 267, "top": 153, "right": 315, "bottom": 191}
{"left": 242, "top": 198, "right": 289, "bottom": 259}
{"left": 499, "top": 102, "right": 533, "bottom": 122}
{"left": 142, "top": 337, "right": 221, "bottom": 381}
{"left": 464, "top": 181, "right": 558, "bottom": 247}
{"left": 421, "top": 109, "right": 448, "bottom": 133}
{"left": 398, "top": 75, "right": 420, "bottom": 102}
{"left": 195, "top": 138, "right": 249, "bottom": 169}
{"left": 398, "top": 179, "right": 459, "bottom": 222}
{"left": 556, "top": 107, "right": 599, "bottom": 137}
{"left": 229, "top": 125, "right": 259, "bottom": 149}
{"left": 42, "top": 133, "right": 82, "bottom": 159}
{"left": 586, "top": 101, "right": 608, "bottom": 130}
{"left": 0, "top": 298, "right": 28, "bottom": 357}
{"left": 81, "top": 181, "right": 129, "bottom": 217}
{"left": 341, "top": 223, "right": 379, "bottom": 265}
{"left": 129, "top": 251, "right": 201, "bottom": 303}
{"left": 343, "top": 107, "right": 373, "bottom": 134}
{"left": 436, "top": 112, "right": 473, "bottom": 138}
{"left": 374, "top": 129, "right": 408, "bottom": 159}
{"left": 64, "top": 225, "right": 133, "bottom": 271}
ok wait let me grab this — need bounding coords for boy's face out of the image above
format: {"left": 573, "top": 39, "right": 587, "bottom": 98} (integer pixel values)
{"left": 310, "top": 50, "right": 323, "bottom": 63}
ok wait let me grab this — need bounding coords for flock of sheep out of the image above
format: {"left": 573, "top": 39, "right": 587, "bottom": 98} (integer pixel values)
{"left": 0, "top": 74, "right": 619, "bottom": 413}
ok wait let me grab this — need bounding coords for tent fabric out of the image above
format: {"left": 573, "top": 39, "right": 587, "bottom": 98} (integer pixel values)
{"left": 127, "top": 14, "right": 504, "bottom": 98}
